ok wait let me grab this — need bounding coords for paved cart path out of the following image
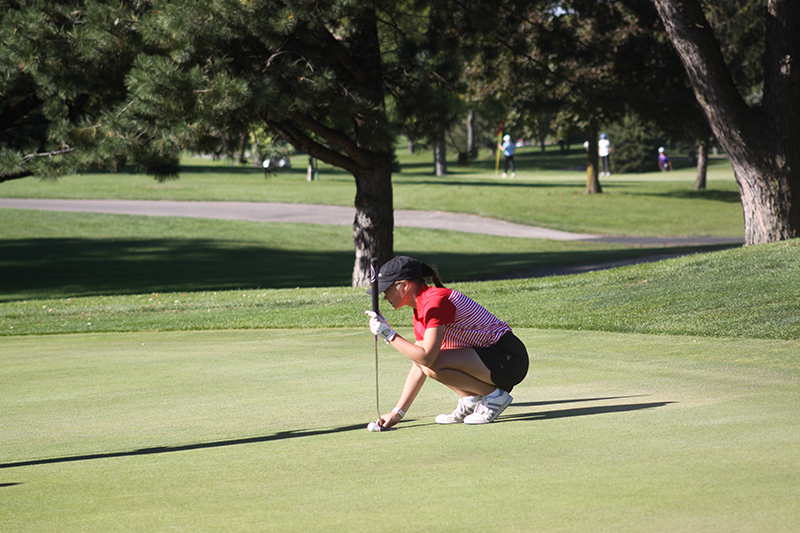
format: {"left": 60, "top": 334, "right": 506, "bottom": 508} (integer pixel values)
{"left": 0, "top": 198, "right": 743, "bottom": 247}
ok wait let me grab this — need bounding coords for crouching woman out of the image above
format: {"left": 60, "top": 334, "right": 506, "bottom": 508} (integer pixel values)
{"left": 366, "top": 256, "right": 529, "bottom": 428}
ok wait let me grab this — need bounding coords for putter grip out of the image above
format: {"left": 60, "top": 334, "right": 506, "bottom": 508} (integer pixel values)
{"left": 370, "top": 258, "right": 379, "bottom": 313}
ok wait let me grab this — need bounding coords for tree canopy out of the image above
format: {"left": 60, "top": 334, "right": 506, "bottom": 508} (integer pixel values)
{"left": 2, "top": 0, "right": 469, "bottom": 285}
{"left": 2, "top": 0, "right": 797, "bottom": 280}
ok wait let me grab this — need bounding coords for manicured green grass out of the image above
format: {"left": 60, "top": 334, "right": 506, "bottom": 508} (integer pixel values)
{"left": 1, "top": 329, "right": 798, "bottom": 532}
{"left": 0, "top": 149, "right": 743, "bottom": 237}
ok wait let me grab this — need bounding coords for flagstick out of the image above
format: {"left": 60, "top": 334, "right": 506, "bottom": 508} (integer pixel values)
{"left": 495, "top": 120, "right": 504, "bottom": 175}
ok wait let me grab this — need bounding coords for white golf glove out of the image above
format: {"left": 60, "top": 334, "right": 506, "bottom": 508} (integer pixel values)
{"left": 365, "top": 310, "right": 396, "bottom": 343}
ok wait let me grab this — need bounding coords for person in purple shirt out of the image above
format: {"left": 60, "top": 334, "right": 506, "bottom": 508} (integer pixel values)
{"left": 658, "top": 147, "right": 673, "bottom": 172}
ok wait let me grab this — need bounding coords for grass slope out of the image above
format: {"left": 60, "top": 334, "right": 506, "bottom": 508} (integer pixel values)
{"left": 0, "top": 207, "right": 734, "bottom": 302}
{"left": 3, "top": 238, "right": 798, "bottom": 340}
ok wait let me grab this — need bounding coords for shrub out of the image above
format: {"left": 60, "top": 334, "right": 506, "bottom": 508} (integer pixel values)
{"left": 603, "top": 114, "right": 666, "bottom": 173}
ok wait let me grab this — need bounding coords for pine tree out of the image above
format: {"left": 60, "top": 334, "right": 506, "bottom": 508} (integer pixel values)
{"left": 1, "top": 0, "right": 147, "bottom": 179}
{"left": 2, "top": 0, "right": 463, "bottom": 285}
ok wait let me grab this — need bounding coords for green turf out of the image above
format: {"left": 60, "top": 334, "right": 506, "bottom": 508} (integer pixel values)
{"left": 1, "top": 329, "right": 798, "bottom": 532}
{"left": 2, "top": 147, "right": 796, "bottom": 531}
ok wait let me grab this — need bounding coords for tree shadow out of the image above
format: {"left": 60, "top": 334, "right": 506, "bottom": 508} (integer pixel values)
{"left": 626, "top": 189, "right": 741, "bottom": 203}
{"left": 0, "top": 238, "right": 355, "bottom": 301}
{"left": 396, "top": 178, "right": 583, "bottom": 190}
{"left": 1, "top": 238, "right": 736, "bottom": 301}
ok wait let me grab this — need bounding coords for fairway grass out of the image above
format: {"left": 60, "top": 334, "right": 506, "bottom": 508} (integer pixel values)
{"left": 0, "top": 150, "right": 744, "bottom": 238}
{"left": 2, "top": 329, "right": 798, "bottom": 532}
{"left": 0, "top": 208, "right": 734, "bottom": 302}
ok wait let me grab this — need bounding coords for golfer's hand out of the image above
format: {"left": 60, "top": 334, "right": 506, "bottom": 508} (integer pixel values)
{"left": 378, "top": 411, "right": 400, "bottom": 429}
{"left": 365, "top": 311, "right": 396, "bottom": 342}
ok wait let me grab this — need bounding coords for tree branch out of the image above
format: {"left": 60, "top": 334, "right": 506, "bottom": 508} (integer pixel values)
{"left": 651, "top": 0, "right": 760, "bottom": 146}
{"left": 21, "top": 147, "right": 78, "bottom": 163}
{"left": 265, "top": 116, "right": 367, "bottom": 175}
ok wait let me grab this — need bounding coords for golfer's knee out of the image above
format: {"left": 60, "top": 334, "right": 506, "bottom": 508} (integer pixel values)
{"left": 418, "top": 364, "right": 438, "bottom": 378}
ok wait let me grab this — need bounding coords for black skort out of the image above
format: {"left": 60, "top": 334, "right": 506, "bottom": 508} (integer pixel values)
{"left": 473, "top": 331, "right": 529, "bottom": 392}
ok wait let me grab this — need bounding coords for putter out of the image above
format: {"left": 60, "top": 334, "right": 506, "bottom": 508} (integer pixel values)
{"left": 370, "top": 258, "right": 383, "bottom": 428}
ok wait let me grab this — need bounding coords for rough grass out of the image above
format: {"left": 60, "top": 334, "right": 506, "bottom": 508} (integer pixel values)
{"left": 2, "top": 238, "right": 798, "bottom": 340}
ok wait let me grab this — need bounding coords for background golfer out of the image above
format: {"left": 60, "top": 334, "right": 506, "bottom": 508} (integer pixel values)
{"left": 366, "top": 256, "right": 529, "bottom": 428}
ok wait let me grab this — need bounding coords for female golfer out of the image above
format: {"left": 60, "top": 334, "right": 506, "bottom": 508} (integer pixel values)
{"left": 366, "top": 256, "right": 529, "bottom": 428}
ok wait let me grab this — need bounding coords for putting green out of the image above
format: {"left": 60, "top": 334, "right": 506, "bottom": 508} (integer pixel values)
{"left": 1, "top": 329, "right": 798, "bottom": 532}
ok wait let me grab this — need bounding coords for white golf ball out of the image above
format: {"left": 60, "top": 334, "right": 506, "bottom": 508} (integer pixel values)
{"left": 367, "top": 422, "right": 379, "bottom": 432}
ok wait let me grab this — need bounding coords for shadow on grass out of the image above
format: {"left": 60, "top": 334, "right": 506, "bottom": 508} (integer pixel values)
{"left": 629, "top": 189, "right": 742, "bottom": 203}
{"left": 0, "top": 424, "right": 366, "bottom": 470}
{"left": 401, "top": 150, "right": 588, "bottom": 173}
{"left": 1, "top": 238, "right": 737, "bottom": 301}
{"left": 400, "top": 396, "right": 673, "bottom": 429}
{"left": 0, "top": 238, "right": 355, "bottom": 301}
{"left": 0, "top": 397, "right": 672, "bottom": 470}
{"left": 395, "top": 178, "right": 584, "bottom": 189}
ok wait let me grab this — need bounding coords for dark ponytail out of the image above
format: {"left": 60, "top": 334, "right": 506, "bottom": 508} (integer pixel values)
{"left": 421, "top": 263, "right": 445, "bottom": 288}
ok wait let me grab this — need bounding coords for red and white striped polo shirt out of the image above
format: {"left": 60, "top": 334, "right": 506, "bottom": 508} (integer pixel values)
{"left": 413, "top": 285, "right": 511, "bottom": 349}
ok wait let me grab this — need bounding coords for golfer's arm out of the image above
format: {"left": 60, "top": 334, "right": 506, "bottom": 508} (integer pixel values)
{"left": 388, "top": 326, "right": 443, "bottom": 367}
{"left": 394, "top": 363, "right": 427, "bottom": 414}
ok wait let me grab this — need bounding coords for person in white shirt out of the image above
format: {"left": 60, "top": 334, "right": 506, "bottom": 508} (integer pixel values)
{"left": 499, "top": 135, "right": 516, "bottom": 178}
{"left": 598, "top": 133, "right": 611, "bottom": 176}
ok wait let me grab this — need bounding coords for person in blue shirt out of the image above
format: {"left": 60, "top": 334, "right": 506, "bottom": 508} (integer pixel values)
{"left": 499, "top": 135, "right": 516, "bottom": 178}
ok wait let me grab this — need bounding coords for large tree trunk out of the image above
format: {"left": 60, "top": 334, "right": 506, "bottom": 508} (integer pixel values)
{"left": 269, "top": 8, "right": 397, "bottom": 286}
{"left": 434, "top": 133, "right": 447, "bottom": 176}
{"left": 653, "top": 0, "right": 800, "bottom": 244}
{"left": 694, "top": 138, "right": 708, "bottom": 190}
{"left": 466, "top": 110, "right": 475, "bottom": 158}
{"left": 352, "top": 155, "right": 394, "bottom": 286}
{"left": 585, "top": 121, "right": 603, "bottom": 194}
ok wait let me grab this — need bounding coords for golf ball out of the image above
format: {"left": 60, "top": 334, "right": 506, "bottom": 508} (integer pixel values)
{"left": 367, "top": 422, "right": 380, "bottom": 432}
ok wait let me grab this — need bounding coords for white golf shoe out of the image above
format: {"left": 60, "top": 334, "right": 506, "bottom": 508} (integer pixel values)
{"left": 435, "top": 395, "right": 481, "bottom": 424}
{"left": 463, "top": 390, "right": 512, "bottom": 424}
